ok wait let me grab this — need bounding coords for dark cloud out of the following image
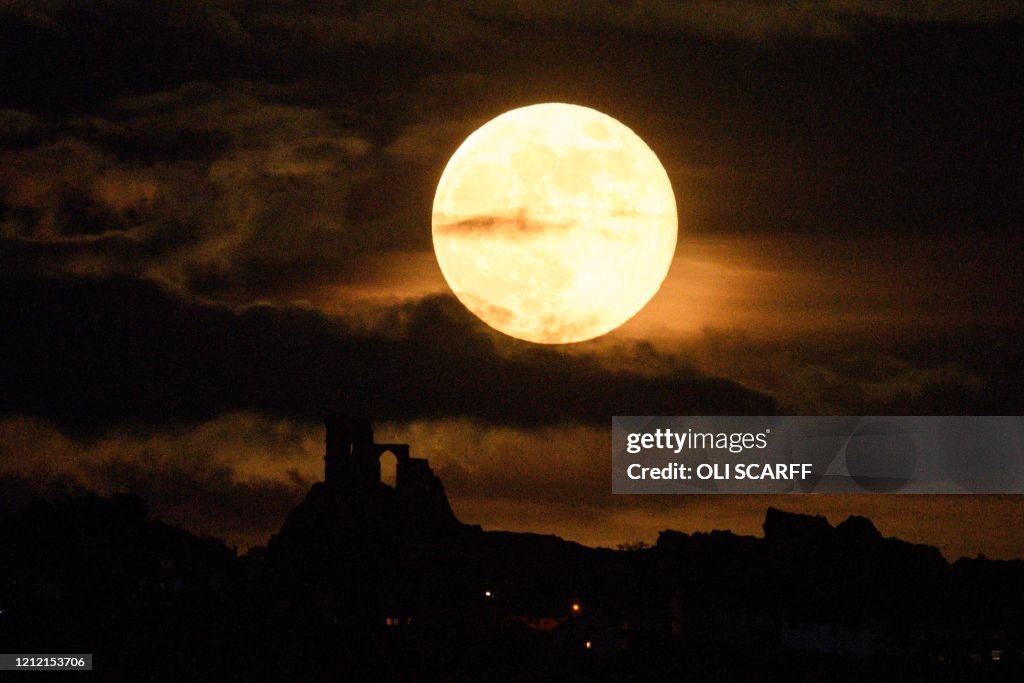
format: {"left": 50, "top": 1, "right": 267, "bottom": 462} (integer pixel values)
{"left": 433, "top": 210, "right": 574, "bottom": 237}
{"left": 691, "top": 329, "right": 1023, "bottom": 416}
{"left": 3, "top": 9, "right": 1022, "bottom": 308}
{"left": 86, "top": 455, "right": 306, "bottom": 543}
{"left": 0, "top": 0, "right": 254, "bottom": 112}
{"left": 0, "top": 274, "right": 774, "bottom": 434}
{"left": 0, "top": 412, "right": 315, "bottom": 547}
{"left": 7, "top": 1, "right": 1023, "bottom": 52}
{"left": 464, "top": 2, "right": 1024, "bottom": 41}
{"left": 0, "top": 82, "right": 388, "bottom": 299}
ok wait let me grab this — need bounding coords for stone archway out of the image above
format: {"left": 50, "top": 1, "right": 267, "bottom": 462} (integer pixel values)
{"left": 380, "top": 449, "right": 398, "bottom": 488}
{"left": 374, "top": 444, "right": 410, "bottom": 490}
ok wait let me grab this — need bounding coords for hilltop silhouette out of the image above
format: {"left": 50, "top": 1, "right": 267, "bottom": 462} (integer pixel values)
{"left": 1, "top": 416, "right": 1022, "bottom": 680}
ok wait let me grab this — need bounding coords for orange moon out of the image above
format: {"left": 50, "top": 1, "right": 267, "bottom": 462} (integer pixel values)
{"left": 432, "top": 103, "right": 677, "bottom": 344}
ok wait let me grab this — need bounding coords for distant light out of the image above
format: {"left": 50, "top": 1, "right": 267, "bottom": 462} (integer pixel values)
{"left": 571, "top": 602, "right": 581, "bottom": 613}
{"left": 585, "top": 641, "right": 592, "bottom": 650}
{"left": 992, "top": 650, "right": 1003, "bottom": 661}
{"left": 484, "top": 590, "right": 492, "bottom": 598}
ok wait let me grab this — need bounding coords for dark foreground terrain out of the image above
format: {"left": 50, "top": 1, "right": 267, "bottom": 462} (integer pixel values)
{"left": 2, "top": 417, "right": 1022, "bottom": 680}
{"left": 2, "top": 488, "right": 1022, "bottom": 681}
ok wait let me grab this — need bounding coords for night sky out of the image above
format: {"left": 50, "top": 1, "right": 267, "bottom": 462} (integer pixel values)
{"left": 2, "top": 2, "right": 1023, "bottom": 559}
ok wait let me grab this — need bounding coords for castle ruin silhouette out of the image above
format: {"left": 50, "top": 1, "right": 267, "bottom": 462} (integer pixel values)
{"left": 267, "top": 415, "right": 458, "bottom": 566}
{"left": 323, "top": 414, "right": 440, "bottom": 498}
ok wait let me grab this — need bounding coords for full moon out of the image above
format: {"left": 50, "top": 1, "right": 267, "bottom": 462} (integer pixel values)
{"left": 432, "top": 103, "right": 678, "bottom": 344}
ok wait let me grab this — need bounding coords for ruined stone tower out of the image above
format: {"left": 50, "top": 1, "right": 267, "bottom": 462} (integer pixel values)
{"left": 324, "top": 414, "right": 387, "bottom": 490}
{"left": 322, "top": 414, "right": 456, "bottom": 524}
